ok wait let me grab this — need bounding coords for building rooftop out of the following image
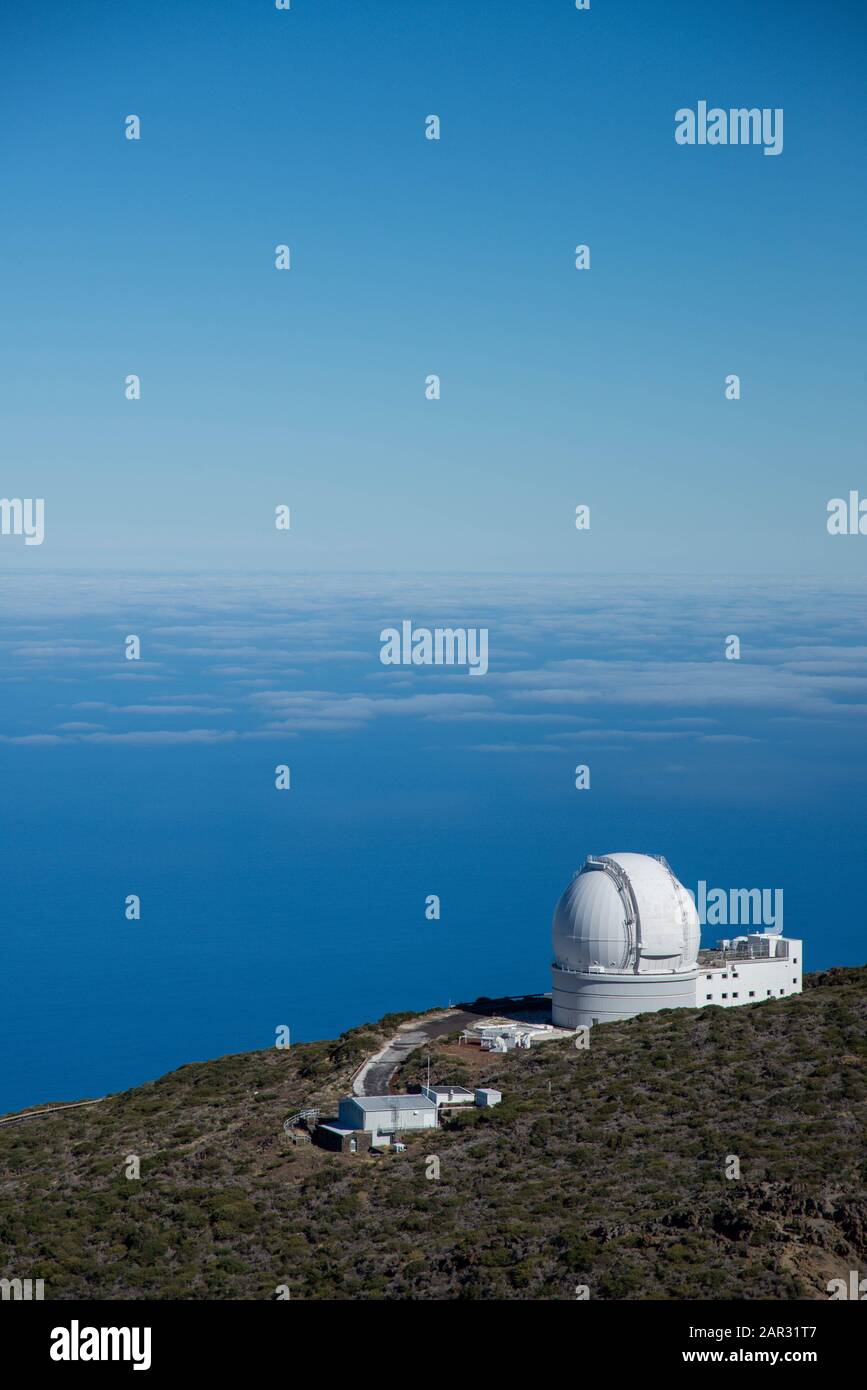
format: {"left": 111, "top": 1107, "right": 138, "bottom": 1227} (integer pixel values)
{"left": 347, "top": 1095, "right": 437, "bottom": 1113}
{"left": 698, "top": 938, "right": 795, "bottom": 968}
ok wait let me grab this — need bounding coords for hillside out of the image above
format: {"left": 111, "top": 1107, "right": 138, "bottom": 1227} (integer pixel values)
{"left": 1, "top": 969, "right": 865, "bottom": 1300}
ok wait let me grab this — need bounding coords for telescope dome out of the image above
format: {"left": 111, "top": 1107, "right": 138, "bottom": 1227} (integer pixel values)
{"left": 552, "top": 852, "right": 699, "bottom": 976}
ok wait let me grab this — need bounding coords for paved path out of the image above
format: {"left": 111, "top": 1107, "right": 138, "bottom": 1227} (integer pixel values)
{"left": 0, "top": 1098, "right": 105, "bottom": 1129}
{"left": 355, "top": 1010, "right": 478, "bottom": 1096}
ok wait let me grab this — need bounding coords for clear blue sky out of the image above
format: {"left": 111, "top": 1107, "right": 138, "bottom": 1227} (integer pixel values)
{"left": 1, "top": 0, "right": 865, "bottom": 571}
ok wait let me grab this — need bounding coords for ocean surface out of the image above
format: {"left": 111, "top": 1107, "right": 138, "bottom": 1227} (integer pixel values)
{"left": 2, "top": 572, "right": 865, "bottom": 1113}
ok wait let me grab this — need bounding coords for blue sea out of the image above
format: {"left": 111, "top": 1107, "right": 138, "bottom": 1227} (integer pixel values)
{"left": 2, "top": 572, "right": 865, "bottom": 1114}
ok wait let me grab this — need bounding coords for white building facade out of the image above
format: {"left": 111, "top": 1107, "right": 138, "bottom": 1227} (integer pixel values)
{"left": 337, "top": 1095, "right": 437, "bottom": 1141}
{"left": 698, "top": 932, "right": 803, "bottom": 1007}
{"left": 551, "top": 853, "right": 803, "bottom": 1028}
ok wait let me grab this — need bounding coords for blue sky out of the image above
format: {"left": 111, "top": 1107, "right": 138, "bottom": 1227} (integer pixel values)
{"left": 1, "top": 0, "right": 866, "bottom": 571}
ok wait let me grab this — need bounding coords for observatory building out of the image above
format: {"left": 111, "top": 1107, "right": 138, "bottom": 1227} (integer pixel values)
{"left": 551, "top": 853, "right": 802, "bottom": 1028}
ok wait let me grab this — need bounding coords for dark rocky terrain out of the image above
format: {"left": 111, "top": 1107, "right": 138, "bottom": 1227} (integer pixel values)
{"left": 1, "top": 970, "right": 864, "bottom": 1300}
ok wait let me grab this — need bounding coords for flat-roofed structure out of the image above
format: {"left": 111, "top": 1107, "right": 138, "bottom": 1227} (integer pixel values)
{"left": 313, "top": 1125, "right": 371, "bottom": 1155}
{"left": 421, "top": 1084, "right": 475, "bottom": 1107}
{"left": 697, "top": 934, "right": 803, "bottom": 1008}
{"left": 337, "top": 1094, "right": 437, "bottom": 1142}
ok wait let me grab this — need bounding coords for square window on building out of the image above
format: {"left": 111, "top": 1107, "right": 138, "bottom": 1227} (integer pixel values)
{"left": 792, "top": 978, "right": 797, "bottom": 984}
{"left": 732, "top": 992, "right": 738, "bottom": 999}
{"left": 780, "top": 989, "right": 784, "bottom": 995}
{"left": 706, "top": 974, "right": 712, "bottom": 980}
{"left": 706, "top": 994, "right": 712, "bottom": 1000}
{"left": 722, "top": 993, "right": 728, "bottom": 999}
{"left": 793, "top": 958, "right": 797, "bottom": 963}
{"left": 767, "top": 990, "right": 772, "bottom": 996}
{"left": 722, "top": 973, "right": 728, "bottom": 979}
{"left": 749, "top": 991, "right": 755, "bottom": 998}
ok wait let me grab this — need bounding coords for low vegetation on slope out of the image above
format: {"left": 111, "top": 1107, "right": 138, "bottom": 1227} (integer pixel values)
{"left": 1, "top": 969, "right": 865, "bottom": 1300}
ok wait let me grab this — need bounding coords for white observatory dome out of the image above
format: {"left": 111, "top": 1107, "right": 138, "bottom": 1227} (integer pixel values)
{"left": 552, "top": 852, "right": 699, "bottom": 977}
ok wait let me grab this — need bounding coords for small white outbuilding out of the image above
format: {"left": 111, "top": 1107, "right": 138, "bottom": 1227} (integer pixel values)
{"left": 337, "top": 1095, "right": 437, "bottom": 1140}
{"left": 475, "top": 1088, "right": 502, "bottom": 1108}
{"left": 421, "top": 1084, "right": 475, "bottom": 1108}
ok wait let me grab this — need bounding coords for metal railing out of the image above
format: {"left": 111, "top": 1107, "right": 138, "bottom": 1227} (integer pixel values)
{"left": 283, "top": 1107, "right": 321, "bottom": 1132}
